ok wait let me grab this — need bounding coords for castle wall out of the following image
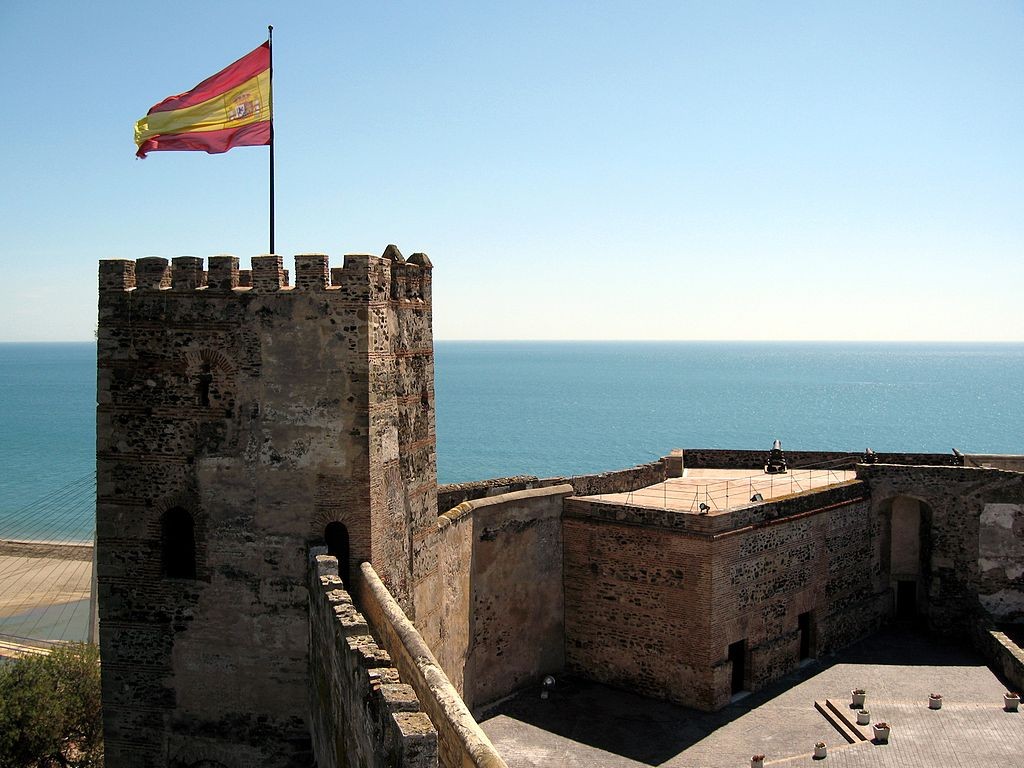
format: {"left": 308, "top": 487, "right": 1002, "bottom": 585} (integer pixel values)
{"left": 414, "top": 486, "right": 571, "bottom": 711}
{"left": 681, "top": 448, "right": 961, "bottom": 470}
{"left": 563, "top": 481, "right": 884, "bottom": 710}
{"left": 859, "top": 464, "right": 1024, "bottom": 629}
{"left": 96, "top": 251, "right": 434, "bottom": 767}
{"left": 563, "top": 511, "right": 715, "bottom": 706}
{"left": 460, "top": 486, "right": 569, "bottom": 710}
{"left": 705, "top": 492, "right": 884, "bottom": 709}
{"left": 437, "top": 459, "right": 666, "bottom": 513}
{"left": 308, "top": 555, "right": 437, "bottom": 768}
{"left": 355, "top": 564, "right": 509, "bottom": 768}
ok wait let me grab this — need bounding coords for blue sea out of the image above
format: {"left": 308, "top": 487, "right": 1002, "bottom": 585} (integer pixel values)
{"left": 2, "top": 341, "right": 1024, "bottom": 541}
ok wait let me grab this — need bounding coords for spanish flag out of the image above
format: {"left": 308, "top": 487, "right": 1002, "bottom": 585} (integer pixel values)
{"left": 134, "top": 42, "right": 271, "bottom": 159}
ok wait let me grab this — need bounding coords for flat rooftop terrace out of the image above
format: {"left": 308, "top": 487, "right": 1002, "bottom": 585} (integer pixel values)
{"left": 582, "top": 468, "right": 857, "bottom": 513}
{"left": 480, "top": 627, "right": 1023, "bottom": 768}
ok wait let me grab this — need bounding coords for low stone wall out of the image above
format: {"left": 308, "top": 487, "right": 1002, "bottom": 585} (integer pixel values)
{"left": 437, "top": 460, "right": 666, "bottom": 513}
{"left": 680, "top": 448, "right": 961, "bottom": 470}
{"left": 0, "top": 540, "right": 93, "bottom": 561}
{"left": 356, "top": 563, "right": 509, "bottom": 768}
{"left": 308, "top": 555, "right": 437, "bottom": 768}
{"left": 974, "top": 619, "right": 1024, "bottom": 693}
{"left": 964, "top": 454, "right": 1024, "bottom": 472}
{"left": 563, "top": 480, "right": 867, "bottom": 535}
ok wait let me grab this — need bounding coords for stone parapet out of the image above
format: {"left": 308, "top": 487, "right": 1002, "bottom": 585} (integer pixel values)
{"left": 309, "top": 555, "right": 437, "bottom": 768}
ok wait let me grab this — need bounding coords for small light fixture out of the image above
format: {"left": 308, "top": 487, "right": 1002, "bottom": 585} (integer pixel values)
{"left": 541, "top": 675, "right": 556, "bottom": 699}
{"left": 750, "top": 493, "right": 764, "bottom": 502}
{"left": 699, "top": 503, "right": 711, "bottom": 514}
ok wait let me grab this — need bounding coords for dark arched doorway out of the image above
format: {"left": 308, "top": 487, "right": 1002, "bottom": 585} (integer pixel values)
{"left": 324, "top": 522, "right": 351, "bottom": 586}
{"left": 161, "top": 507, "right": 196, "bottom": 579}
{"left": 886, "top": 495, "right": 933, "bottom": 621}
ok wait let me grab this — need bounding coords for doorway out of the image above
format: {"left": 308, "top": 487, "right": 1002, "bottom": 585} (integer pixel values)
{"left": 896, "top": 580, "right": 917, "bottom": 619}
{"left": 798, "top": 611, "right": 813, "bottom": 660}
{"left": 324, "top": 522, "right": 350, "bottom": 586}
{"left": 728, "top": 639, "right": 747, "bottom": 694}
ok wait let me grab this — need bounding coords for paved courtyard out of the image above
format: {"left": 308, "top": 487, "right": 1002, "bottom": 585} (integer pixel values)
{"left": 479, "top": 627, "right": 1023, "bottom": 768}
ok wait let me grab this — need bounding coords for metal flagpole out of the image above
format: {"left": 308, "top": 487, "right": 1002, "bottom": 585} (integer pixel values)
{"left": 268, "top": 25, "right": 275, "bottom": 254}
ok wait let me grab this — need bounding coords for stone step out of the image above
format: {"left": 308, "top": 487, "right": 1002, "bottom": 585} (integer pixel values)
{"left": 825, "top": 698, "right": 871, "bottom": 742}
{"left": 813, "top": 699, "right": 859, "bottom": 744}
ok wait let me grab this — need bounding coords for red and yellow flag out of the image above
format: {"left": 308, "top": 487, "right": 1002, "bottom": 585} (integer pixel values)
{"left": 134, "top": 42, "right": 271, "bottom": 159}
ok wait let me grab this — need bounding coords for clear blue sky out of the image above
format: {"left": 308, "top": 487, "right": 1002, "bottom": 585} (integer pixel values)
{"left": 1, "top": 1, "right": 1021, "bottom": 341}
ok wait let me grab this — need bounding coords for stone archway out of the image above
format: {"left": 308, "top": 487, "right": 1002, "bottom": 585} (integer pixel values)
{"left": 884, "top": 495, "right": 934, "bottom": 620}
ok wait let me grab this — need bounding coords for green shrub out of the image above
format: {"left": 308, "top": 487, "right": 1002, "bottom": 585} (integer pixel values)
{"left": 0, "top": 643, "right": 102, "bottom": 767}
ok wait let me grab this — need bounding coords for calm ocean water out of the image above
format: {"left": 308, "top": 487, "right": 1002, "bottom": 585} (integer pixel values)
{"left": 1, "top": 341, "right": 1023, "bottom": 540}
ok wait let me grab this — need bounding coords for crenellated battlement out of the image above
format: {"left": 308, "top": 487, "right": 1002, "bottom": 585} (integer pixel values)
{"left": 98, "top": 245, "right": 432, "bottom": 302}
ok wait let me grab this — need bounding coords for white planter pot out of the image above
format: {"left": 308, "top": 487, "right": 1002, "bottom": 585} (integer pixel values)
{"left": 929, "top": 695, "right": 942, "bottom": 710}
{"left": 813, "top": 744, "right": 827, "bottom": 758}
{"left": 856, "top": 710, "right": 870, "bottom": 725}
{"left": 1004, "top": 694, "right": 1020, "bottom": 712}
{"left": 872, "top": 724, "right": 890, "bottom": 743}
{"left": 851, "top": 691, "right": 867, "bottom": 708}
{"left": 751, "top": 758, "right": 764, "bottom": 768}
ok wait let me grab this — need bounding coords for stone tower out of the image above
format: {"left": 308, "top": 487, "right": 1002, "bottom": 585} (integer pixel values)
{"left": 95, "top": 249, "right": 436, "bottom": 767}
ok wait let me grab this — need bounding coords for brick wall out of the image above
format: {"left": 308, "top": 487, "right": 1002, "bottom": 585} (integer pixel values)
{"left": 308, "top": 555, "right": 437, "bottom": 768}
{"left": 563, "top": 481, "right": 885, "bottom": 710}
{"left": 563, "top": 514, "right": 715, "bottom": 706}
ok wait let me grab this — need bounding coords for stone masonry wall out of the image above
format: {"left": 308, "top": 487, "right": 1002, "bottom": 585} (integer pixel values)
{"left": 563, "top": 481, "right": 885, "bottom": 710}
{"left": 460, "top": 486, "right": 570, "bottom": 711}
{"left": 859, "top": 464, "right": 1024, "bottom": 632}
{"left": 681, "top": 448, "right": 961, "bottom": 470}
{"left": 414, "top": 486, "right": 571, "bottom": 712}
{"left": 437, "top": 459, "right": 666, "bottom": 513}
{"left": 563, "top": 507, "right": 714, "bottom": 707}
{"left": 308, "top": 555, "right": 436, "bottom": 768}
{"left": 96, "top": 250, "right": 433, "bottom": 767}
{"left": 705, "top": 493, "right": 883, "bottom": 709}
{"left": 355, "top": 564, "right": 509, "bottom": 768}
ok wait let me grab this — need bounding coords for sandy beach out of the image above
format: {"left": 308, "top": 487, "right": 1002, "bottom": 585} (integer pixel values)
{"left": 0, "top": 543, "right": 93, "bottom": 623}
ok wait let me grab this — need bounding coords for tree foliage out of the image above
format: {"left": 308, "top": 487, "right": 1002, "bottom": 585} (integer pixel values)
{"left": 0, "top": 643, "right": 103, "bottom": 767}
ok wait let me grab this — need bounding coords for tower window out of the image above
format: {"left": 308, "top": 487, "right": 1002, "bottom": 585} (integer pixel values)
{"left": 197, "top": 363, "right": 213, "bottom": 406}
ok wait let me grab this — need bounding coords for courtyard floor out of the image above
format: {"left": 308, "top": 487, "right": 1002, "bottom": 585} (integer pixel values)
{"left": 479, "top": 626, "right": 1023, "bottom": 768}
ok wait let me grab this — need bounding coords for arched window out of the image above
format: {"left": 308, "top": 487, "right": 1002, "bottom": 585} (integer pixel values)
{"left": 162, "top": 507, "right": 196, "bottom": 579}
{"left": 324, "top": 522, "right": 350, "bottom": 586}
{"left": 196, "top": 362, "right": 213, "bottom": 406}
